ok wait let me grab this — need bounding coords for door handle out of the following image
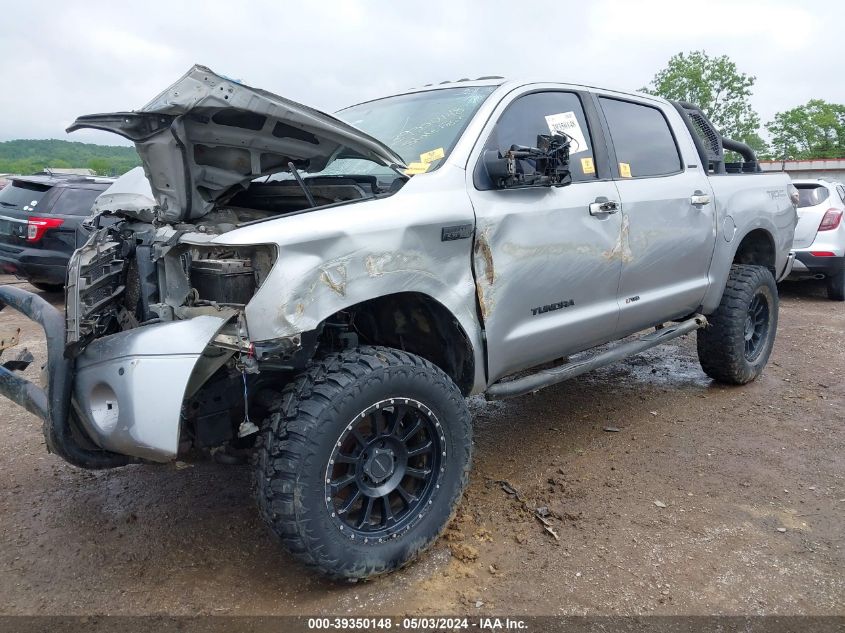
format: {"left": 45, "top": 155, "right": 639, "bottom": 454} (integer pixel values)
{"left": 690, "top": 191, "right": 711, "bottom": 207}
{"left": 589, "top": 198, "right": 620, "bottom": 216}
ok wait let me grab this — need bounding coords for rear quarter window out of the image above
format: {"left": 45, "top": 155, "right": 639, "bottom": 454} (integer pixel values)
{"left": 795, "top": 185, "right": 830, "bottom": 208}
{"left": 51, "top": 187, "right": 105, "bottom": 216}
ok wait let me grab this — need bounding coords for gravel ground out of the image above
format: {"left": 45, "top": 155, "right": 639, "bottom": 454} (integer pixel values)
{"left": 0, "top": 275, "right": 842, "bottom": 617}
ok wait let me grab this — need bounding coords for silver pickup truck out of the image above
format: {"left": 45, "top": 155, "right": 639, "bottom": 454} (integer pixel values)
{"left": 0, "top": 66, "right": 796, "bottom": 579}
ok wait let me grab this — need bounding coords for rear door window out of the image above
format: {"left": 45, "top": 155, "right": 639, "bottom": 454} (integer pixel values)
{"left": 0, "top": 181, "right": 52, "bottom": 212}
{"left": 599, "top": 97, "right": 682, "bottom": 178}
{"left": 50, "top": 187, "right": 103, "bottom": 216}
{"left": 794, "top": 184, "right": 830, "bottom": 208}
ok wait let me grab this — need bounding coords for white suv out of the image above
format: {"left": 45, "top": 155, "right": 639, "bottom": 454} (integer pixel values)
{"left": 788, "top": 179, "right": 845, "bottom": 300}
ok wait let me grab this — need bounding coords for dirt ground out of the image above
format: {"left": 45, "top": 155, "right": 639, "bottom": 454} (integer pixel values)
{"left": 0, "top": 274, "right": 842, "bottom": 617}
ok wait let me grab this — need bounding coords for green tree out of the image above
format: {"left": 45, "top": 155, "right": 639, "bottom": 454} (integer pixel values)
{"left": 766, "top": 99, "right": 845, "bottom": 160}
{"left": 0, "top": 139, "right": 139, "bottom": 175}
{"left": 87, "top": 157, "right": 112, "bottom": 176}
{"left": 642, "top": 51, "right": 765, "bottom": 153}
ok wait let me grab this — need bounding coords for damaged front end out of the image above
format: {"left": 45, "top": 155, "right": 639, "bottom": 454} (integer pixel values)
{"left": 0, "top": 63, "right": 404, "bottom": 466}
{"left": 61, "top": 217, "right": 284, "bottom": 462}
{"left": 0, "top": 219, "right": 282, "bottom": 464}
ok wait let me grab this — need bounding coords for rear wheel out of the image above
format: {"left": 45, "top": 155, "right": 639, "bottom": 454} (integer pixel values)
{"left": 826, "top": 265, "right": 845, "bottom": 301}
{"left": 254, "top": 346, "right": 472, "bottom": 579}
{"left": 697, "top": 264, "right": 778, "bottom": 385}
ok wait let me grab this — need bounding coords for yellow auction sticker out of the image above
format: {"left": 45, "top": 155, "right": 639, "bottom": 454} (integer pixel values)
{"left": 403, "top": 162, "right": 431, "bottom": 176}
{"left": 580, "top": 157, "right": 595, "bottom": 174}
{"left": 619, "top": 162, "right": 632, "bottom": 178}
{"left": 419, "top": 147, "right": 445, "bottom": 164}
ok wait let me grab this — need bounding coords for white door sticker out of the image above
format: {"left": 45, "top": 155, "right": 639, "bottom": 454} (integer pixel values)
{"left": 545, "top": 111, "right": 589, "bottom": 155}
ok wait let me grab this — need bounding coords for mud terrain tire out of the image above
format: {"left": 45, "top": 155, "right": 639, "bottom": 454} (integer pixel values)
{"left": 697, "top": 264, "right": 778, "bottom": 385}
{"left": 255, "top": 346, "right": 472, "bottom": 580}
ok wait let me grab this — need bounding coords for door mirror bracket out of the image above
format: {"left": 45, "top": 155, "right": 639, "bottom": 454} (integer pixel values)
{"left": 484, "top": 134, "right": 572, "bottom": 189}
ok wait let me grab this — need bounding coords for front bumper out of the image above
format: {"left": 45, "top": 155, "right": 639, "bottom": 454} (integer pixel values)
{"left": 0, "top": 284, "right": 236, "bottom": 466}
{"left": 73, "top": 312, "right": 235, "bottom": 461}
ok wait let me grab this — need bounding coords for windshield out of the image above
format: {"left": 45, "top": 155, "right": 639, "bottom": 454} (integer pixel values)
{"left": 318, "top": 86, "right": 496, "bottom": 178}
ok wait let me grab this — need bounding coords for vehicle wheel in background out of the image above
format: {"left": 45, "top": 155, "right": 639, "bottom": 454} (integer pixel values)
{"left": 826, "top": 266, "right": 845, "bottom": 301}
{"left": 254, "top": 346, "right": 472, "bottom": 579}
{"left": 31, "top": 282, "right": 63, "bottom": 293}
{"left": 697, "top": 264, "right": 778, "bottom": 385}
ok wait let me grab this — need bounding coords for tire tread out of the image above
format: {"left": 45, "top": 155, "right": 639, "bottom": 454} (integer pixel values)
{"left": 697, "top": 264, "right": 778, "bottom": 384}
{"left": 254, "top": 345, "right": 472, "bottom": 579}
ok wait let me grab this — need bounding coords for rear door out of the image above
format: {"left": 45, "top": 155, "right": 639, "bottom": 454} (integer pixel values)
{"left": 792, "top": 182, "right": 839, "bottom": 248}
{"left": 595, "top": 94, "right": 717, "bottom": 335}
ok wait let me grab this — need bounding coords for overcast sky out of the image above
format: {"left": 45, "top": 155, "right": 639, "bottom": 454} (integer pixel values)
{"left": 0, "top": 0, "right": 836, "bottom": 146}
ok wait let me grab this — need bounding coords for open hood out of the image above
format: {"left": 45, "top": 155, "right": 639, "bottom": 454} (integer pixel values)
{"left": 67, "top": 65, "right": 406, "bottom": 222}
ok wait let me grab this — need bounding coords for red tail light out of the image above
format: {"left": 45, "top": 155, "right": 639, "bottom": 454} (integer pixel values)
{"left": 26, "top": 216, "right": 64, "bottom": 242}
{"left": 810, "top": 251, "right": 836, "bottom": 257}
{"left": 819, "top": 208, "right": 843, "bottom": 231}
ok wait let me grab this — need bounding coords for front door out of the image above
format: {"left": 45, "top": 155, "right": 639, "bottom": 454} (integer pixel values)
{"left": 467, "top": 89, "right": 624, "bottom": 383}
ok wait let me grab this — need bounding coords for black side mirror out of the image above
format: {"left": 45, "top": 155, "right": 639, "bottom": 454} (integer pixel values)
{"left": 483, "top": 133, "right": 572, "bottom": 189}
{"left": 483, "top": 150, "right": 515, "bottom": 189}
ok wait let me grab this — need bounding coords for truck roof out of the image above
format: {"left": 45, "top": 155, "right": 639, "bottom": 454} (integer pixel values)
{"left": 349, "top": 77, "right": 670, "bottom": 110}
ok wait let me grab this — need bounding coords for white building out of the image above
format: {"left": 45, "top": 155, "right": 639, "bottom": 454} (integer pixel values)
{"left": 759, "top": 158, "right": 845, "bottom": 182}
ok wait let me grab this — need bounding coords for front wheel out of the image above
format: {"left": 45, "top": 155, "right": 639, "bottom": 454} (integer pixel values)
{"left": 697, "top": 264, "right": 779, "bottom": 385}
{"left": 254, "top": 346, "right": 472, "bottom": 579}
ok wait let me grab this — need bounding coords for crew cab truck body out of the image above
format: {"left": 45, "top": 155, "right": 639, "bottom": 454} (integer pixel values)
{"left": 0, "top": 66, "right": 796, "bottom": 579}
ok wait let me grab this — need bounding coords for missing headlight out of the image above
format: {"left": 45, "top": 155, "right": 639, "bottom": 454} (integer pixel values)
{"left": 181, "top": 243, "right": 276, "bottom": 307}
{"left": 190, "top": 258, "right": 256, "bottom": 305}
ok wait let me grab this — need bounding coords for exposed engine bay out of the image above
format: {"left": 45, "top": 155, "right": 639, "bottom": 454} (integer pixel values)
{"left": 64, "top": 173, "right": 399, "bottom": 459}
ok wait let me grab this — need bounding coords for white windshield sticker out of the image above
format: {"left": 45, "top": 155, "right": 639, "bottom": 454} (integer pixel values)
{"left": 545, "top": 111, "right": 588, "bottom": 155}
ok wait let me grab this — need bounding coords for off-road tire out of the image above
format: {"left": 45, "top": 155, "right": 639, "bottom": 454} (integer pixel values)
{"left": 826, "top": 266, "right": 845, "bottom": 301}
{"left": 697, "top": 264, "right": 778, "bottom": 385}
{"left": 254, "top": 346, "right": 472, "bottom": 580}
{"left": 31, "top": 282, "right": 63, "bottom": 293}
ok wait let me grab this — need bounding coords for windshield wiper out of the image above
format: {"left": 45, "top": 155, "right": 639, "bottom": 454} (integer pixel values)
{"left": 0, "top": 201, "right": 17, "bottom": 207}
{"left": 287, "top": 162, "right": 317, "bottom": 208}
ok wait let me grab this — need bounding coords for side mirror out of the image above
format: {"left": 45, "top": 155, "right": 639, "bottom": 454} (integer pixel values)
{"left": 482, "top": 134, "right": 572, "bottom": 190}
{"left": 483, "top": 150, "right": 515, "bottom": 188}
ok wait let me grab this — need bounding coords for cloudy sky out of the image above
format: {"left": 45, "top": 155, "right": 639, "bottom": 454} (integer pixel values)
{"left": 0, "top": 0, "right": 836, "bottom": 146}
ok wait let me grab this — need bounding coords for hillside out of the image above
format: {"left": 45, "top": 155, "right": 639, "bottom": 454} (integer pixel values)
{"left": 0, "top": 139, "right": 140, "bottom": 176}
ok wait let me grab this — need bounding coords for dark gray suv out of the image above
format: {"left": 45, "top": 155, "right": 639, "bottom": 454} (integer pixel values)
{"left": 0, "top": 174, "right": 113, "bottom": 291}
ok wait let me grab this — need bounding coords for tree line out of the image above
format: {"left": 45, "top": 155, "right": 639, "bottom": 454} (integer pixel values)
{"left": 642, "top": 50, "right": 844, "bottom": 161}
{"left": 0, "top": 139, "right": 140, "bottom": 176}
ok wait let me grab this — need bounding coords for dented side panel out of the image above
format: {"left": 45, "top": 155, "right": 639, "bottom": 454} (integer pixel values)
{"left": 210, "top": 165, "right": 488, "bottom": 394}
{"left": 468, "top": 181, "right": 624, "bottom": 383}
